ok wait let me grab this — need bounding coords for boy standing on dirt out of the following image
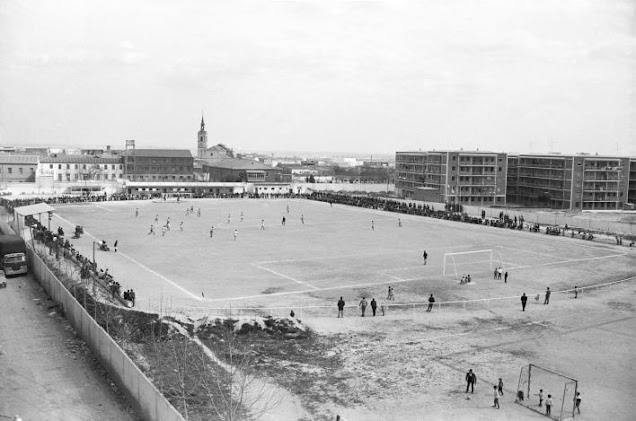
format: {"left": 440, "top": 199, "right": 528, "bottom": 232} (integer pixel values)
{"left": 337, "top": 297, "right": 345, "bottom": 318}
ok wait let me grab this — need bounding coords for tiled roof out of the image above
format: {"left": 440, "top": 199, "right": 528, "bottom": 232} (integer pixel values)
{"left": 0, "top": 154, "right": 39, "bottom": 164}
{"left": 203, "top": 159, "right": 277, "bottom": 171}
{"left": 40, "top": 156, "right": 123, "bottom": 164}
{"left": 122, "top": 149, "right": 193, "bottom": 158}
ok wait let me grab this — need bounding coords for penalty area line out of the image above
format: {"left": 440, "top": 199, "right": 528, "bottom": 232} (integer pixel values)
{"left": 252, "top": 264, "right": 320, "bottom": 290}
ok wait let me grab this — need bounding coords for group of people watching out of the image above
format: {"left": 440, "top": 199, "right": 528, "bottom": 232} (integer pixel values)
{"left": 29, "top": 221, "right": 135, "bottom": 307}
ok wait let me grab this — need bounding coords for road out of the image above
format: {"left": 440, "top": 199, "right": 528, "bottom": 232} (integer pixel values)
{"left": 0, "top": 273, "right": 138, "bottom": 421}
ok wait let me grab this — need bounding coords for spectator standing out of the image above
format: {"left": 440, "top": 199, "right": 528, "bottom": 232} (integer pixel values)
{"left": 521, "top": 293, "right": 528, "bottom": 311}
{"left": 465, "top": 369, "right": 477, "bottom": 393}
{"left": 387, "top": 286, "right": 395, "bottom": 300}
{"left": 498, "top": 378, "right": 504, "bottom": 395}
{"left": 426, "top": 294, "right": 435, "bottom": 312}
{"left": 544, "top": 287, "right": 551, "bottom": 305}
{"left": 358, "top": 297, "right": 368, "bottom": 317}
{"left": 370, "top": 298, "right": 377, "bottom": 316}
{"left": 504, "top": 272, "right": 508, "bottom": 283}
{"left": 423, "top": 250, "right": 428, "bottom": 265}
{"left": 575, "top": 391, "right": 581, "bottom": 414}
{"left": 337, "top": 297, "right": 345, "bottom": 318}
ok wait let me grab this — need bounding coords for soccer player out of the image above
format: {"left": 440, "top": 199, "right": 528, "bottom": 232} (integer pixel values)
{"left": 135, "top": 208, "right": 139, "bottom": 217}
{"left": 371, "top": 220, "right": 375, "bottom": 230}
{"left": 233, "top": 229, "right": 238, "bottom": 241}
{"left": 240, "top": 211, "right": 244, "bottom": 222}
{"left": 398, "top": 218, "right": 402, "bottom": 227}
{"left": 180, "top": 221, "right": 184, "bottom": 231}
{"left": 227, "top": 213, "right": 231, "bottom": 224}
{"left": 210, "top": 226, "right": 214, "bottom": 238}
{"left": 423, "top": 250, "right": 428, "bottom": 265}
{"left": 148, "top": 225, "right": 155, "bottom": 235}
{"left": 301, "top": 214, "right": 304, "bottom": 224}
{"left": 261, "top": 219, "right": 265, "bottom": 230}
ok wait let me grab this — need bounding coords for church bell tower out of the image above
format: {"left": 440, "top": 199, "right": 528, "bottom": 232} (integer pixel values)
{"left": 197, "top": 115, "right": 208, "bottom": 158}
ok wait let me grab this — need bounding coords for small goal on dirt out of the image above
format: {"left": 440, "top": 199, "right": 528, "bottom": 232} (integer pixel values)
{"left": 516, "top": 364, "right": 578, "bottom": 420}
{"left": 442, "top": 249, "right": 503, "bottom": 280}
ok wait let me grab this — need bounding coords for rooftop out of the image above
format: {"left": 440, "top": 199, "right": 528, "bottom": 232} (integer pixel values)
{"left": 203, "top": 158, "right": 276, "bottom": 171}
{"left": 122, "top": 149, "right": 193, "bottom": 158}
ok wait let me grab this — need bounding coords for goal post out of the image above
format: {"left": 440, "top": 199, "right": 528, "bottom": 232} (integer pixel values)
{"left": 442, "top": 249, "right": 503, "bottom": 278}
{"left": 516, "top": 364, "right": 578, "bottom": 420}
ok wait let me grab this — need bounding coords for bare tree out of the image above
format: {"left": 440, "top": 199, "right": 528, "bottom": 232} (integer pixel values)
{"left": 200, "top": 320, "right": 281, "bottom": 421}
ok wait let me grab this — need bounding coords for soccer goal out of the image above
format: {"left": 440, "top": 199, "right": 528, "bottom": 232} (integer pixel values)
{"left": 442, "top": 249, "right": 504, "bottom": 279}
{"left": 516, "top": 364, "right": 578, "bottom": 420}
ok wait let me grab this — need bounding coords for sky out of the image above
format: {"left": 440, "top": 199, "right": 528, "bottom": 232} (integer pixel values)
{"left": 0, "top": 0, "right": 635, "bottom": 156}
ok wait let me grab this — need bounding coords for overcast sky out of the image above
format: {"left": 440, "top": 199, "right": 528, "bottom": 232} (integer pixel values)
{"left": 1, "top": 0, "right": 634, "bottom": 155}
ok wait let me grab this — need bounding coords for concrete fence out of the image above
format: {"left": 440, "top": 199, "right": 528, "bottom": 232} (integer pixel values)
{"left": 26, "top": 247, "right": 186, "bottom": 421}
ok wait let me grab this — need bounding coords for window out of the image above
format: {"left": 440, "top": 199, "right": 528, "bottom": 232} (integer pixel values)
{"left": 83, "top": 165, "right": 87, "bottom": 170}
{"left": 7, "top": 167, "right": 12, "bottom": 174}
{"left": 452, "top": 166, "right": 456, "bottom": 171}
{"left": 30, "top": 168, "right": 34, "bottom": 173}
{"left": 58, "top": 174, "right": 62, "bottom": 181}
{"left": 50, "top": 164, "right": 53, "bottom": 169}
{"left": 498, "top": 167, "right": 502, "bottom": 172}
{"left": 58, "top": 164, "right": 62, "bottom": 169}
{"left": 119, "top": 165, "right": 123, "bottom": 170}
{"left": 67, "top": 164, "right": 70, "bottom": 169}
{"left": 66, "top": 174, "right": 70, "bottom": 181}
{"left": 19, "top": 168, "right": 23, "bottom": 174}
{"left": 112, "top": 165, "right": 115, "bottom": 170}
{"left": 75, "top": 164, "right": 78, "bottom": 169}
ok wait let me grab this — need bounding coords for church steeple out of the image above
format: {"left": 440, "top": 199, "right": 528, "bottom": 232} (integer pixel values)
{"left": 197, "top": 115, "right": 208, "bottom": 159}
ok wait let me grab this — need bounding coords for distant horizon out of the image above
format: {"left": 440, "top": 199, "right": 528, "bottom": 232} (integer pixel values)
{"left": 1, "top": 0, "right": 634, "bottom": 157}
{"left": 6, "top": 141, "right": 636, "bottom": 159}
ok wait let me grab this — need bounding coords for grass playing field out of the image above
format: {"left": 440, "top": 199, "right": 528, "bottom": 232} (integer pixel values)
{"left": 51, "top": 198, "right": 634, "bottom": 313}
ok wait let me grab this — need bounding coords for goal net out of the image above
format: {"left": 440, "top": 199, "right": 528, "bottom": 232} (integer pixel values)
{"left": 442, "top": 249, "right": 503, "bottom": 279}
{"left": 516, "top": 364, "right": 577, "bottom": 420}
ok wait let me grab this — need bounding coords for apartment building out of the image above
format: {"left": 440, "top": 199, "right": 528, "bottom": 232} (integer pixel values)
{"left": 39, "top": 156, "right": 124, "bottom": 181}
{"left": 0, "top": 155, "right": 38, "bottom": 183}
{"left": 507, "top": 154, "right": 633, "bottom": 210}
{"left": 396, "top": 150, "right": 507, "bottom": 206}
{"left": 122, "top": 149, "right": 194, "bottom": 182}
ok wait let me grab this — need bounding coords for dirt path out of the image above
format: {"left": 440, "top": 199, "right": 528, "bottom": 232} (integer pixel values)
{"left": 0, "top": 274, "right": 138, "bottom": 421}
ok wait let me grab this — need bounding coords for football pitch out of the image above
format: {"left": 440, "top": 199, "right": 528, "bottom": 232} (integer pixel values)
{"left": 51, "top": 198, "right": 636, "bottom": 420}
{"left": 52, "top": 198, "right": 634, "bottom": 313}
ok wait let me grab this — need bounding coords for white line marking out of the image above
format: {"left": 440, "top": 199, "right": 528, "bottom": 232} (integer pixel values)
{"left": 257, "top": 244, "right": 483, "bottom": 265}
{"left": 90, "top": 204, "right": 114, "bottom": 213}
{"left": 54, "top": 213, "right": 203, "bottom": 301}
{"left": 252, "top": 264, "right": 320, "bottom": 290}
{"left": 511, "top": 252, "right": 627, "bottom": 270}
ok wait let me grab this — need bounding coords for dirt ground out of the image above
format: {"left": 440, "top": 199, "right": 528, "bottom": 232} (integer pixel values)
{"left": 0, "top": 273, "right": 138, "bottom": 421}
